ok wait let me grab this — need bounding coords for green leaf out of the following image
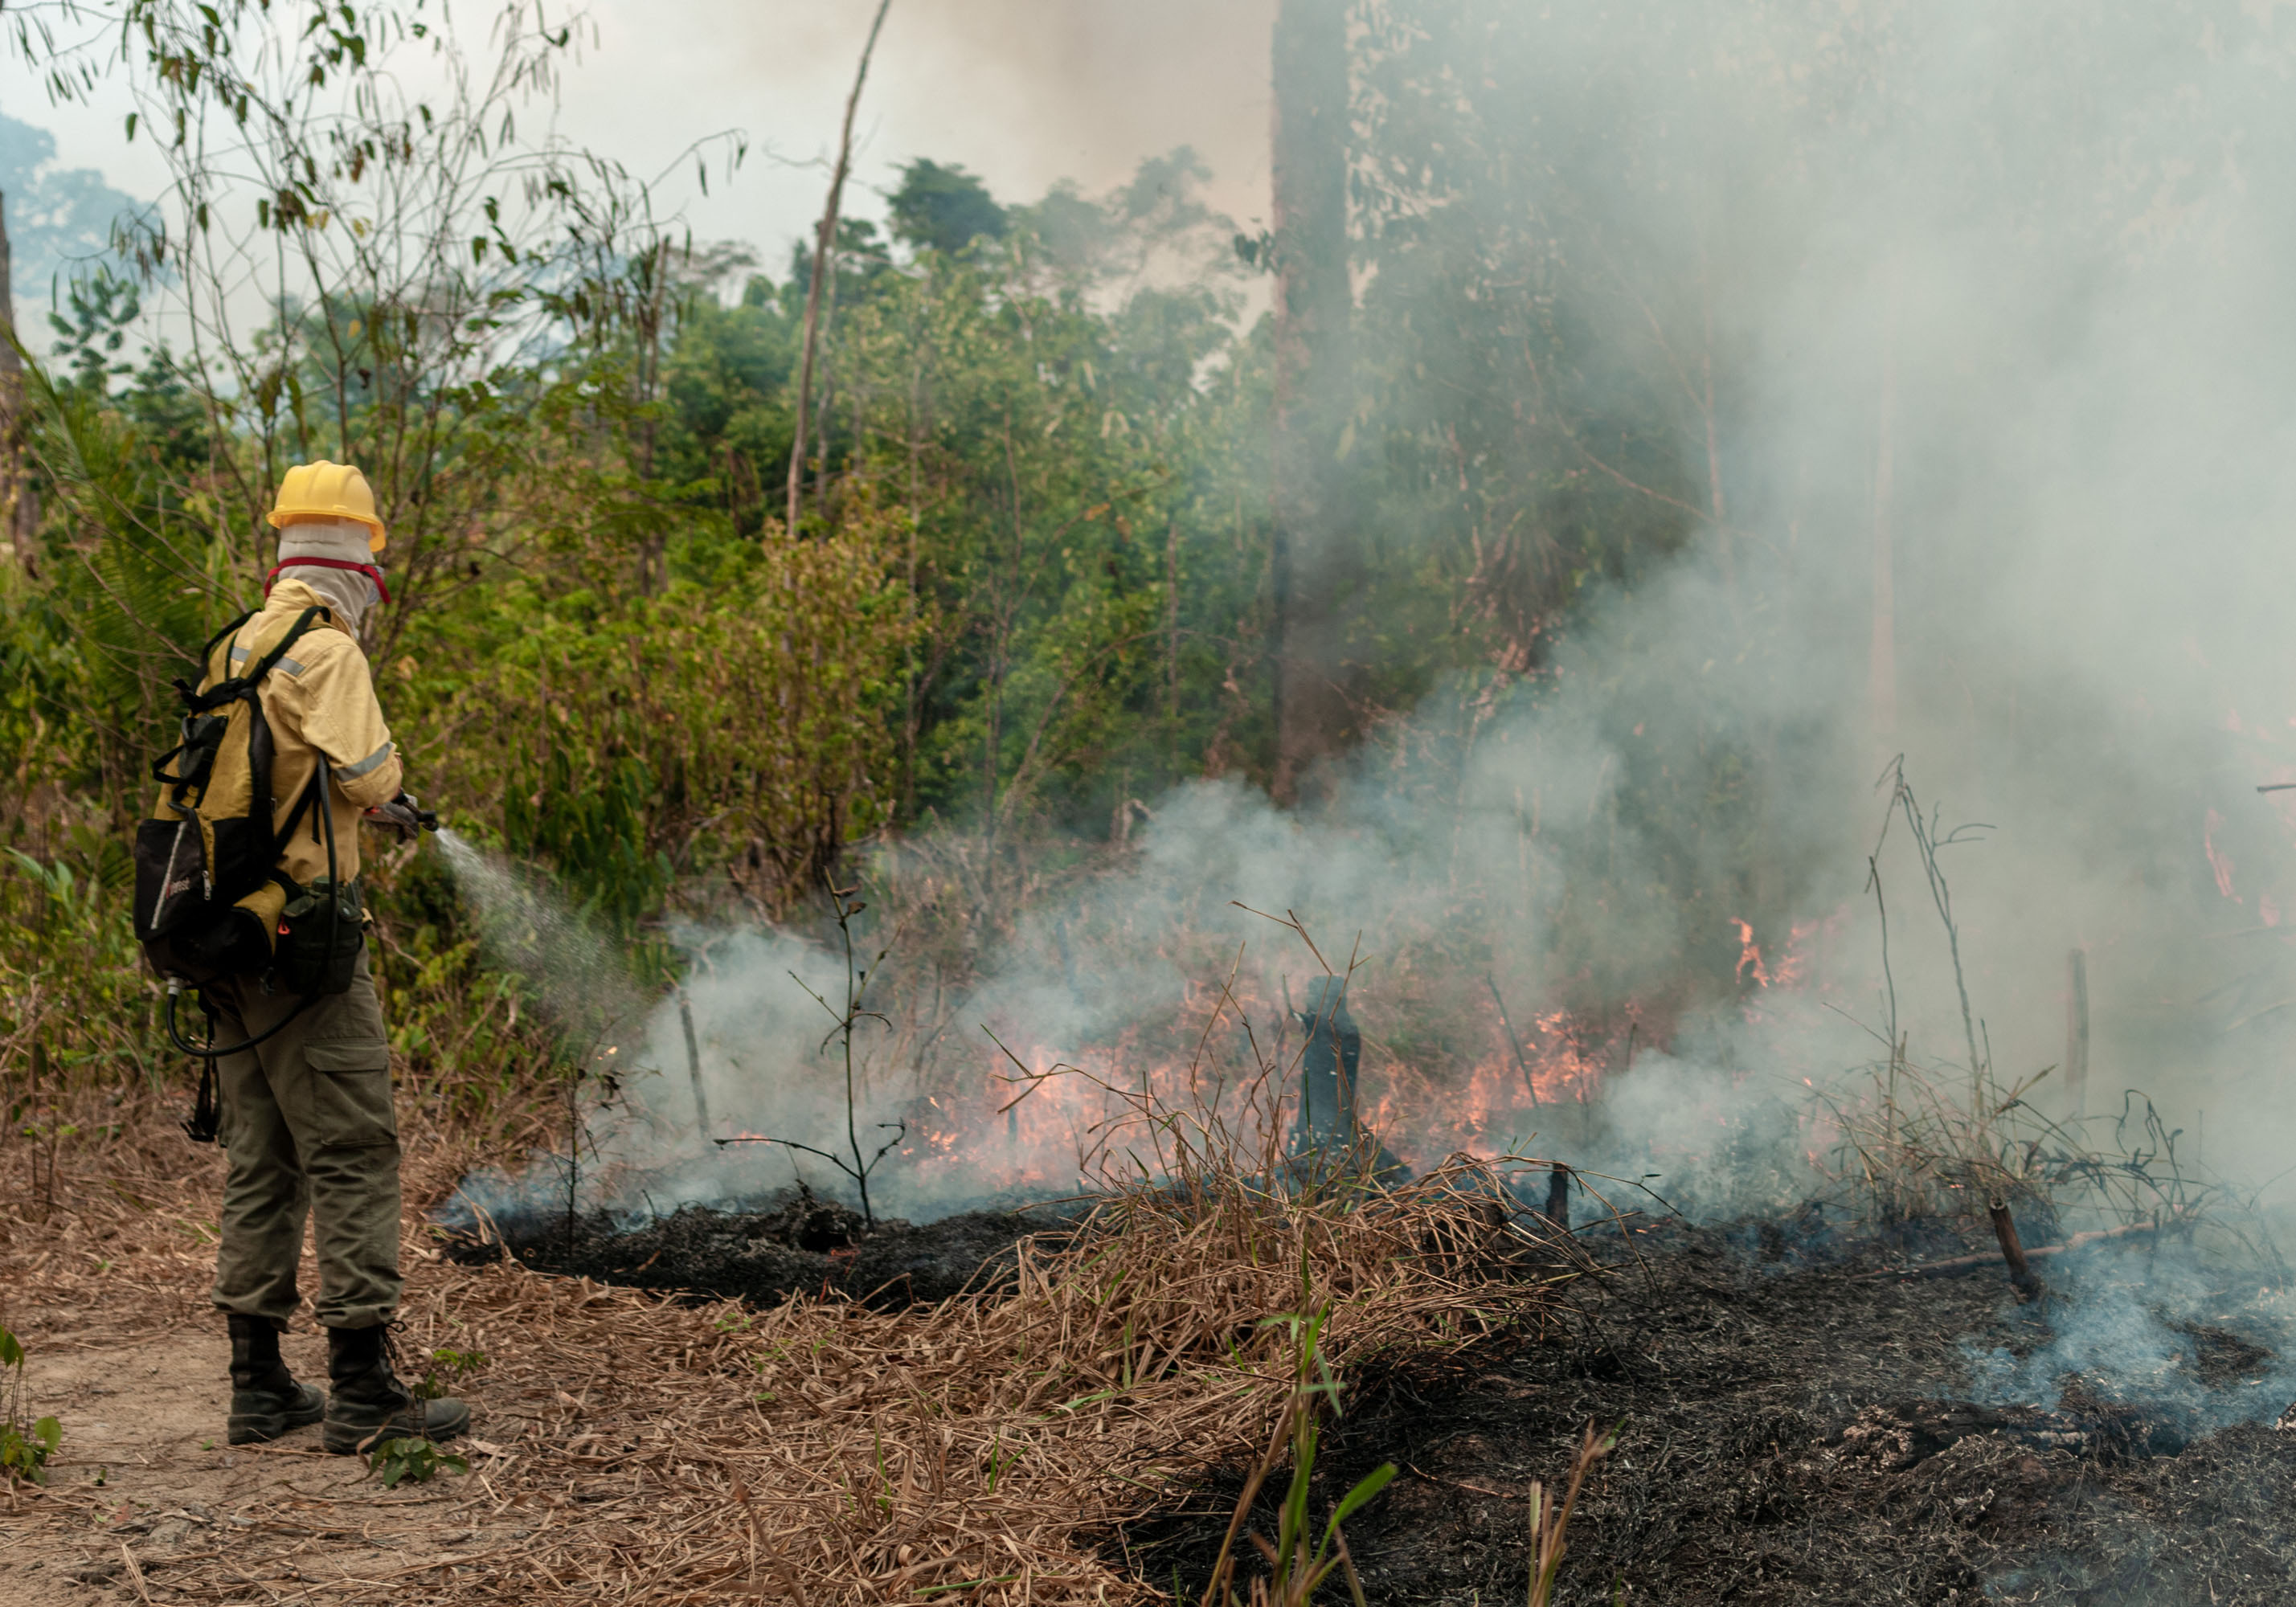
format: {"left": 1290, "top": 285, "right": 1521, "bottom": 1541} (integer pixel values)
{"left": 0, "top": 1327, "right": 23, "bottom": 1368}
{"left": 1327, "top": 1461, "right": 1396, "bottom": 1529}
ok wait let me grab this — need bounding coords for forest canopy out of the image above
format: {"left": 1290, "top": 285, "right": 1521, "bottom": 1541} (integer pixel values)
{"left": 0, "top": 0, "right": 1970, "bottom": 1151}
{"left": 0, "top": 0, "right": 1718, "bottom": 907}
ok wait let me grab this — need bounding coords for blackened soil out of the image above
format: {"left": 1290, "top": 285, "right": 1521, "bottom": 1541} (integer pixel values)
{"left": 1125, "top": 1221, "right": 2296, "bottom": 1606}
{"left": 440, "top": 1185, "right": 1064, "bottom": 1309}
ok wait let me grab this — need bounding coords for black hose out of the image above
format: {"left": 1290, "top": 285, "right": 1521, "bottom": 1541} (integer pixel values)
{"left": 167, "top": 754, "right": 340, "bottom": 1060}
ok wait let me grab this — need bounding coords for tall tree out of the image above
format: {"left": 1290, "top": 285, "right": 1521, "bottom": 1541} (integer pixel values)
{"left": 887, "top": 160, "right": 1006, "bottom": 257}
{"left": 0, "top": 190, "right": 32, "bottom": 570}
{"left": 1268, "top": 0, "right": 1357, "bottom": 804}
{"left": 787, "top": 0, "right": 893, "bottom": 538}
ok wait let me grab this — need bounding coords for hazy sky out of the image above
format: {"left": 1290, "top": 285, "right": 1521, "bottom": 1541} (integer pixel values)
{"left": 0, "top": 0, "right": 1277, "bottom": 279}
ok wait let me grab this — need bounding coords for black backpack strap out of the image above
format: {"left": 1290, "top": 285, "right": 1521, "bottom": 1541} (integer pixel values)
{"left": 160, "top": 609, "right": 257, "bottom": 724}
{"left": 152, "top": 606, "right": 333, "bottom": 789}
{"left": 256, "top": 611, "right": 339, "bottom": 849}
{"left": 161, "top": 603, "right": 328, "bottom": 726}
{"left": 276, "top": 765, "right": 325, "bottom": 844}
{"left": 149, "top": 736, "right": 200, "bottom": 784}
{"left": 244, "top": 606, "right": 329, "bottom": 685}
{"left": 194, "top": 608, "right": 257, "bottom": 677}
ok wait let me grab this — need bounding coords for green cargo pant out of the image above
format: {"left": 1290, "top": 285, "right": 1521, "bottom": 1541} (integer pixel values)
{"left": 207, "top": 947, "right": 403, "bottom": 1331}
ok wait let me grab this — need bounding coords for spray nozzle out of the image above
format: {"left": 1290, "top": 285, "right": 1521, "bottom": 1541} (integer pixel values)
{"left": 365, "top": 791, "right": 440, "bottom": 836}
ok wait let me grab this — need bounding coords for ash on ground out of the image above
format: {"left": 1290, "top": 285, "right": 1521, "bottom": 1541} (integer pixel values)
{"left": 438, "top": 1184, "right": 1075, "bottom": 1309}
{"left": 1128, "top": 1218, "right": 2296, "bottom": 1606}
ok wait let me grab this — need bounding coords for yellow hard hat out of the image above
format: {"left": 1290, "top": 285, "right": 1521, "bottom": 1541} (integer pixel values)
{"left": 268, "top": 460, "right": 387, "bottom": 553}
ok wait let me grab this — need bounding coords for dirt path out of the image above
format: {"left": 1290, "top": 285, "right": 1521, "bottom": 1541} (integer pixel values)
{"left": 0, "top": 1122, "right": 765, "bottom": 1607}
{"left": 6, "top": 1322, "right": 530, "bottom": 1607}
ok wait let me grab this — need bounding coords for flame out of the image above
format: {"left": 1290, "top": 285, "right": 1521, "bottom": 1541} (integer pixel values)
{"left": 773, "top": 982, "right": 1655, "bottom": 1193}
{"left": 1732, "top": 918, "right": 1770, "bottom": 988}
{"left": 2204, "top": 806, "right": 2240, "bottom": 902}
{"left": 703, "top": 914, "right": 1845, "bottom": 1200}
{"left": 1770, "top": 919, "right": 1819, "bottom": 990}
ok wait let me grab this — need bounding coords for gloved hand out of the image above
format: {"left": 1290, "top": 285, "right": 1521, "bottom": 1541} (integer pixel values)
{"left": 362, "top": 791, "right": 439, "bottom": 836}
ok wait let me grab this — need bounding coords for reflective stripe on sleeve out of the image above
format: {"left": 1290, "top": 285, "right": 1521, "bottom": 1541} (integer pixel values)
{"left": 337, "top": 740, "right": 396, "bottom": 780}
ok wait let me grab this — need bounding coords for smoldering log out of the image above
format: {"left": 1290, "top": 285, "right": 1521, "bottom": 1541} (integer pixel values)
{"left": 1855, "top": 1217, "right": 2168, "bottom": 1281}
{"left": 1988, "top": 1198, "right": 2041, "bottom": 1297}
{"left": 1545, "top": 1163, "right": 1570, "bottom": 1231}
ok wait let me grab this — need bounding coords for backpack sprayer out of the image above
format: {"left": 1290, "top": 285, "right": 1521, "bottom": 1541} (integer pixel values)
{"left": 156, "top": 787, "right": 440, "bottom": 1140}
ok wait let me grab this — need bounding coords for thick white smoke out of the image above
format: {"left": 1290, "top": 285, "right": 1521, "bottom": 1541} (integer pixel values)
{"left": 454, "top": 2, "right": 2296, "bottom": 1238}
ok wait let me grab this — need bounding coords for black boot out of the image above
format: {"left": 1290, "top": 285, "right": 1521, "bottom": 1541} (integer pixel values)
{"left": 322, "top": 1323, "right": 470, "bottom": 1455}
{"left": 226, "top": 1314, "right": 325, "bottom": 1445}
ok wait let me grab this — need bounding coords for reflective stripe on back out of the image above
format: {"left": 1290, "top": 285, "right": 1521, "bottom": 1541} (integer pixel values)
{"left": 228, "top": 644, "right": 307, "bottom": 675}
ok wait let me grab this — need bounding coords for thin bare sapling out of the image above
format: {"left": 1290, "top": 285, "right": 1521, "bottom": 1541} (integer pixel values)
{"left": 717, "top": 884, "right": 905, "bottom": 1227}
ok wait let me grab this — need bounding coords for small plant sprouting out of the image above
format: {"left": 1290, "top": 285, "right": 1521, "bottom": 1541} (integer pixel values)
{"left": 415, "top": 1347, "right": 489, "bottom": 1401}
{"left": 1528, "top": 1421, "right": 1619, "bottom": 1607}
{"left": 1197, "top": 1305, "right": 1397, "bottom": 1607}
{"left": 715, "top": 881, "right": 905, "bottom": 1228}
{"left": 367, "top": 1436, "right": 469, "bottom": 1489}
{"left": 0, "top": 1325, "right": 62, "bottom": 1486}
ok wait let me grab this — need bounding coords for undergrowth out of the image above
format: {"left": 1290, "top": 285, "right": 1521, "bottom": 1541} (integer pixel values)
{"left": 0, "top": 1323, "right": 61, "bottom": 1486}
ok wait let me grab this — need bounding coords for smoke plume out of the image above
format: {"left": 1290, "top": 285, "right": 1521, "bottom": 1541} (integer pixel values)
{"left": 460, "top": 4, "right": 2296, "bottom": 1266}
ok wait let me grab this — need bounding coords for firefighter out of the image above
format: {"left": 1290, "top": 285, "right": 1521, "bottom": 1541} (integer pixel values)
{"left": 207, "top": 461, "right": 468, "bottom": 1453}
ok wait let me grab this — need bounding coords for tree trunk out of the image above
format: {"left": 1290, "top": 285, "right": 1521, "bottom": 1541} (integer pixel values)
{"left": 1269, "top": 0, "right": 1355, "bottom": 806}
{"left": 785, "top": 0, "right": 891, "bottom": 540}
{"left": 2065, "top": 947, "right": 2089, "bottom": 1118}
{"left": 0, "top": 190, "right": 36, "bottom": 572}
{"left": 1869, "top": 275, "right": 1899, "bottom": 746}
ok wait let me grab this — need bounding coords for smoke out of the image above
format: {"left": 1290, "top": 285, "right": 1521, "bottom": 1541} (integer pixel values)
{"left": 556, "top": 0, "right": 1275, "bottom": 261}
{"left": 1961, "top": 1242, "right": 2296, "bottom": 1438}
{"left": 1325, "top": 0, "right": 2296, "bottom": 1191}
{"left": 446, "top": 3, "right": 2296, "bottom": 1250}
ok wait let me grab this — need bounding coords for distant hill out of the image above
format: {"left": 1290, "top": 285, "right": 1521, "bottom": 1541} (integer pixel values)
{"left": 0, "top": 109, "right": 149, "bottom": 329}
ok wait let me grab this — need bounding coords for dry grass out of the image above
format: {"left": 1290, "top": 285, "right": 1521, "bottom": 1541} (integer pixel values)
{"left": 0, "top": 1078, "right": 1582, "bottom": 1605}
{"left": 1813, "top": 1047, "right": 2057, "bottom": 1227}
{"left": 1811, "top": 1045, "right": 2216, "bottom": 1236}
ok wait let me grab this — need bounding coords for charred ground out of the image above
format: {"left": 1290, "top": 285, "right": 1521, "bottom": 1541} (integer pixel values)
{"left": 1123, "top": 1219, "right": 2296, "bottom": 1606}
{"left": 442, "top": 1185, "right": 2296, "bottom": 1604}
{"left": 440, "top": 1184, "right": 1070, "bottom": 1307}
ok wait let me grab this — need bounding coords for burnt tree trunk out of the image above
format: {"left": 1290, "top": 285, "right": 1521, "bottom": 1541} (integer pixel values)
{"left": 2065, "top": 947, "right": 2090, "bottom": 1117}
{"left": 1269, "top": 0, "right": 1356, "bottom": 805}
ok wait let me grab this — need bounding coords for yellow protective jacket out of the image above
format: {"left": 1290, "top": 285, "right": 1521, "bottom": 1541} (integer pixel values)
{"left": 227, "top": 577, "right": 403, "bottom": 885}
